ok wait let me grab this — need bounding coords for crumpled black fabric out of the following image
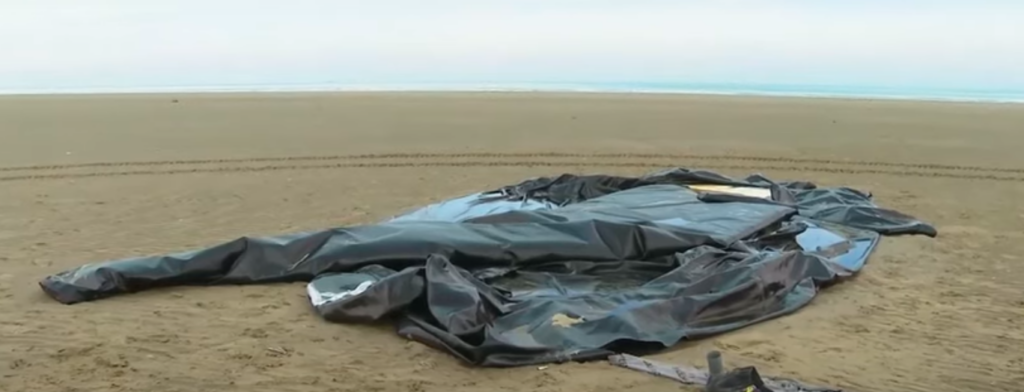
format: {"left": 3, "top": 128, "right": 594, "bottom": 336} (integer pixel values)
{"left": 707, "top": 366, "right": 773, "bottom": 392}
{"left": 495, "top": 168, "right": 936, "bottom": 237}
{"left": 38, "top": 168, "right": 935, "bottom": 367}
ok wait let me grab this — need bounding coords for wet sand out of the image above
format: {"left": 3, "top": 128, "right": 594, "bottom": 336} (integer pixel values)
{"left": 1, "top": 92, "right": 1023, "bottom": 392}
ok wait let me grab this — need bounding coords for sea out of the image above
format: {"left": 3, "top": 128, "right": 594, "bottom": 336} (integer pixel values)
{"left": 2, "top": 82, "right": 1022, "bottom": 104}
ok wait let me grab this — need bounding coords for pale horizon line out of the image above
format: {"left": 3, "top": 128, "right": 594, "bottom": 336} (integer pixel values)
{"left": 2, "top": 82, "right": 1022, "bottom": 105}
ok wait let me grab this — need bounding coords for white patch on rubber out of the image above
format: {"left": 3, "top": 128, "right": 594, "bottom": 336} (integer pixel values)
{"left": 306, "top": 280, "right": 374, "bottom": 307}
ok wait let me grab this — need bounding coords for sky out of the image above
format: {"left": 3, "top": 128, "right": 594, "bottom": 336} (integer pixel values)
{"left": 1, "top": 1, "right": 1022, "bottom": 95}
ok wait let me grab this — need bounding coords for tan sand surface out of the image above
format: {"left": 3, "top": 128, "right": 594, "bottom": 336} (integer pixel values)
{"left": 1, "top": 92, "right": 1023, "bottom": 392}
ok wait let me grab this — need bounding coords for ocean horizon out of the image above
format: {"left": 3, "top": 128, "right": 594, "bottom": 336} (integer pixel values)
{"left": 6, "top": 3, "right": 1022, "bottom": 105}
{"left": 2, "top": 82, "right": 1021, "bottom": 104}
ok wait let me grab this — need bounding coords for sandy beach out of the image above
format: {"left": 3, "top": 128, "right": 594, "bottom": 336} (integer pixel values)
{"left": 1, "top": 92, "right": 1023, "bottom": 392}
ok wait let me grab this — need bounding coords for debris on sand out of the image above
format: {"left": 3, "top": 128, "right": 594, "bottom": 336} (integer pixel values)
{"left": 609, "top": 351, "right": 843, "bottom": 392}
{"left": 40, "top": 168, "right": 935, "bottom": 367}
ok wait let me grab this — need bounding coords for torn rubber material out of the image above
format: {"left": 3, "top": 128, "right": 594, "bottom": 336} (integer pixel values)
{"left": 39, "top": 168, "right": 935, "bottom": 367}
{"left": 608, "top": 353, "right": 842, "bottom": 392}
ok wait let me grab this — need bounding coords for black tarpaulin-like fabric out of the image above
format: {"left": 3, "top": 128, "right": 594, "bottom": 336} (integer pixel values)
{"left": 39, "top": 168, "right": 936, "bottom": 367}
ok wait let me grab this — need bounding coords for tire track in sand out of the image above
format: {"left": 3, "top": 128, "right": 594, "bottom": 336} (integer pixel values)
{"left": 2, "top": 157, "right": 1024, "bottom": 182}
{"left": 2, "top": 152, "right": 1024, "bottom": 174}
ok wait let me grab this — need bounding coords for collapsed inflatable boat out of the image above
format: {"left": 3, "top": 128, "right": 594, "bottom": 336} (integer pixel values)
{"left": 40, "top": 168, "right": 935, "bottom": 367}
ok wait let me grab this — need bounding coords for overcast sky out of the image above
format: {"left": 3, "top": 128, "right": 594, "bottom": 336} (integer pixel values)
{"left": 2, "top": 1, "right": 1022, "bottom": 92}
